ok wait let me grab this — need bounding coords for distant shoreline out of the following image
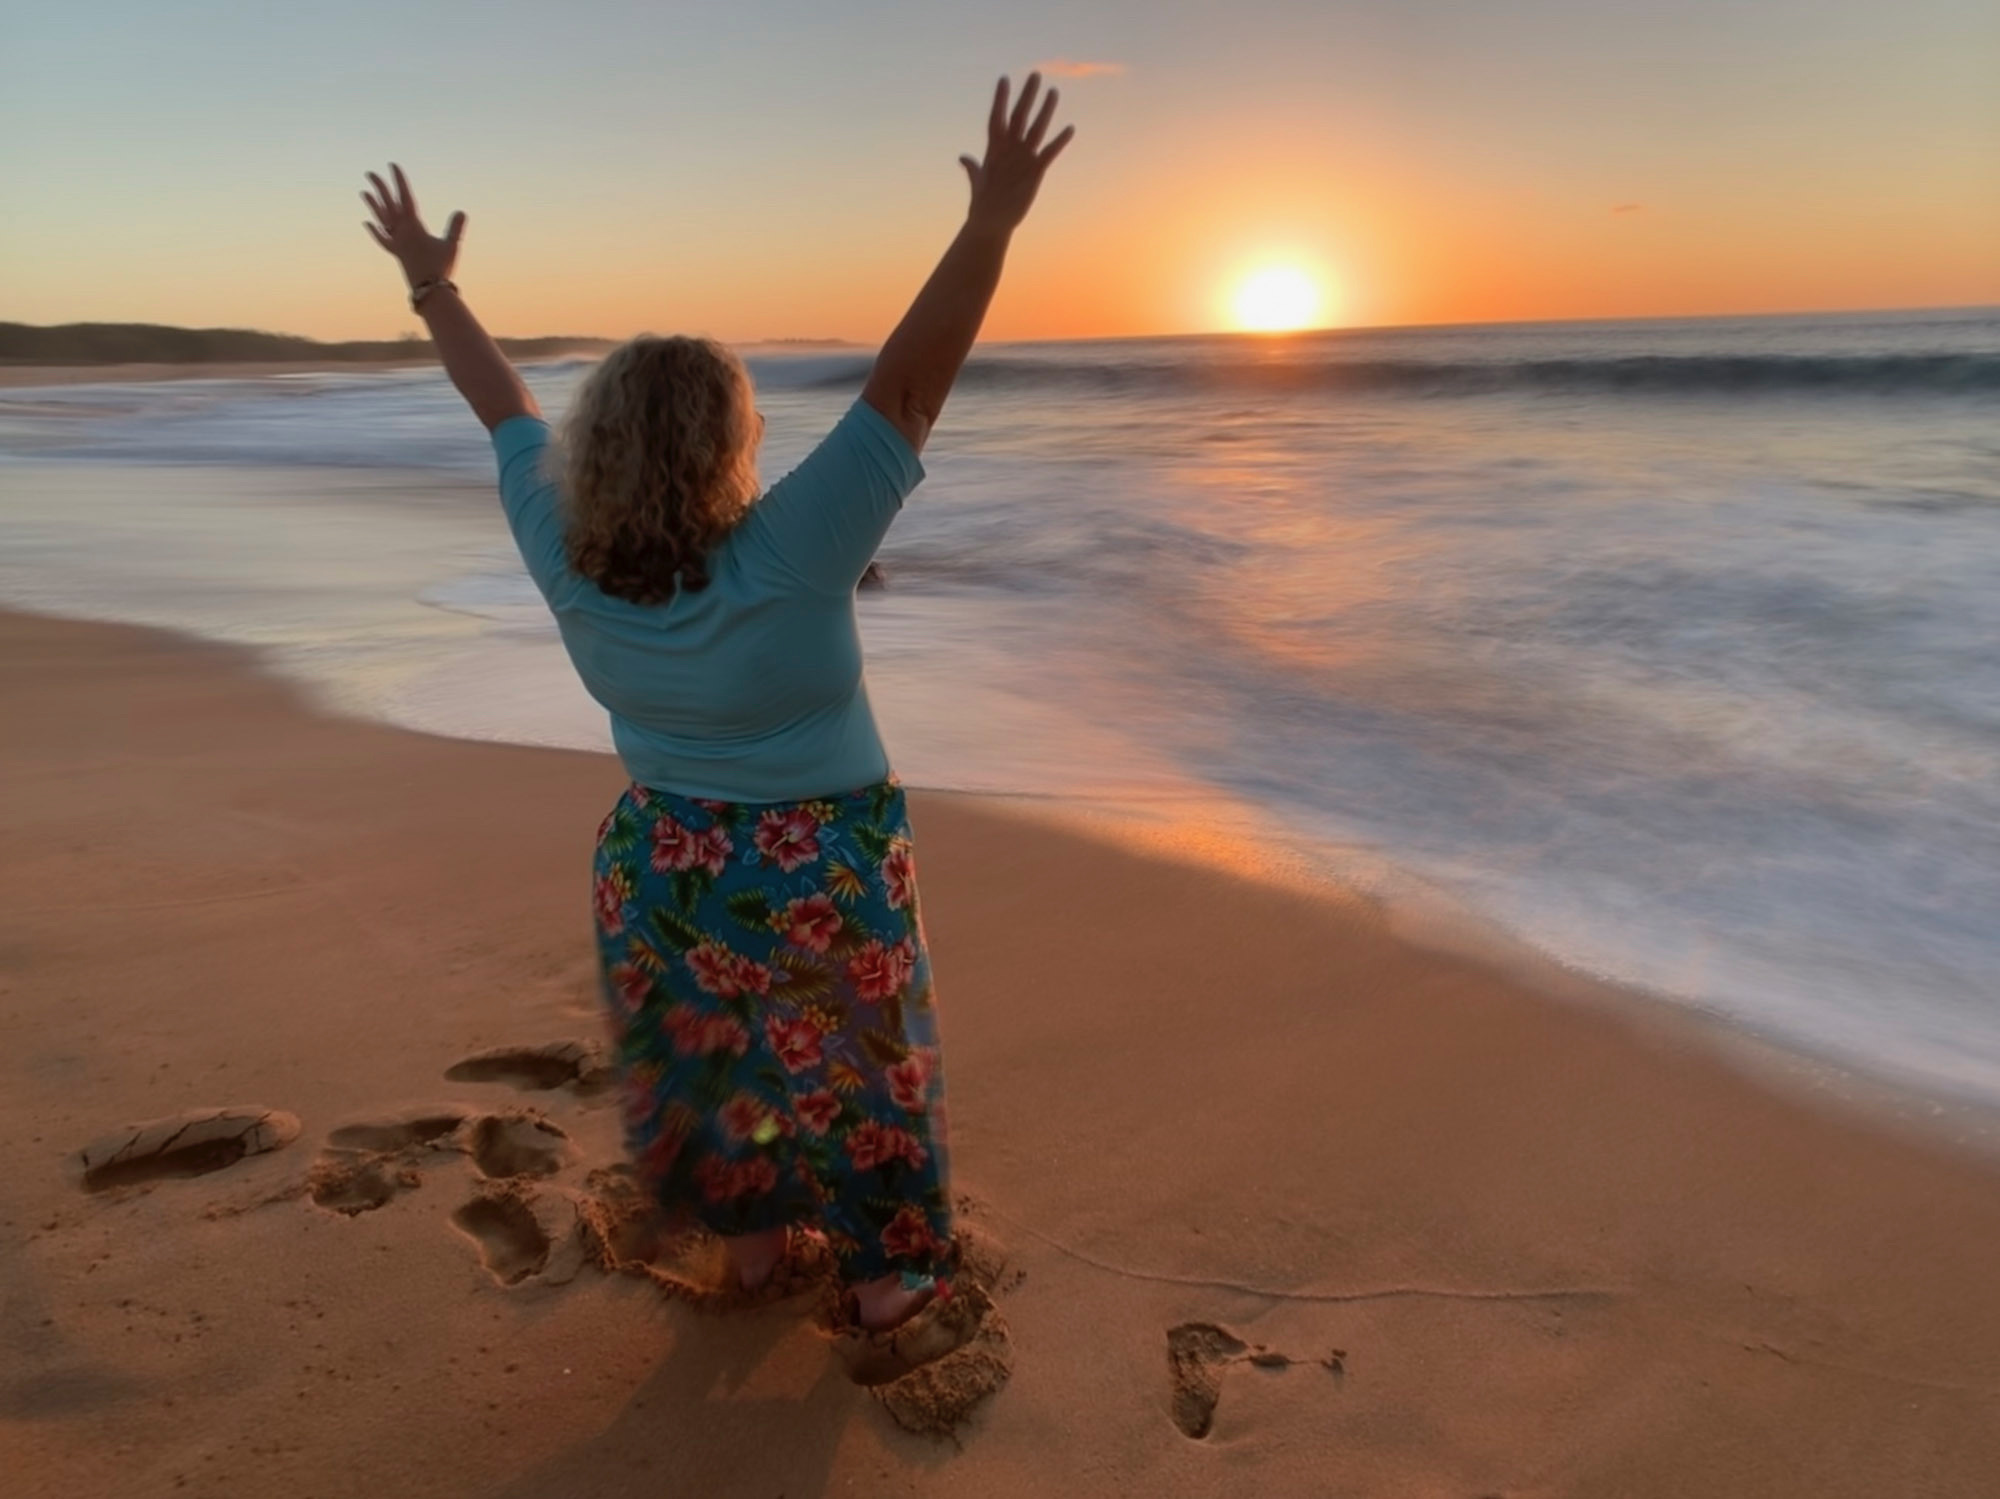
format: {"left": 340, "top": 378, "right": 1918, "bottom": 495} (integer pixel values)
{"left": 0, "top": 359, "right": 449, "bottom": 388}
{"left": 0, "top": 319, "right": 614, "bottom": 369}
{"left": 0, "top": 321, "right": 872, "bottom": 388}
{"left": 0, "top": 350, "right": 864, "bottom": 390}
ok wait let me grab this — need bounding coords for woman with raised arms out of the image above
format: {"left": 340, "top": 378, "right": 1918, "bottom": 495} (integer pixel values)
{"left": 360, "top": 75, "right": 1072, "bottom": 1369}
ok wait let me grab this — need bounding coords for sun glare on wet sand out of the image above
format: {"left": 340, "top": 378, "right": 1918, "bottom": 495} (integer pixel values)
{"left": 1230, "top": 265, "right": 1327, "bottom": 333}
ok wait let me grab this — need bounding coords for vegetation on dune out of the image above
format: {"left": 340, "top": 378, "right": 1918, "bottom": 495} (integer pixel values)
{"left": 0, "top": 322, "right": 613, "bottom": 365}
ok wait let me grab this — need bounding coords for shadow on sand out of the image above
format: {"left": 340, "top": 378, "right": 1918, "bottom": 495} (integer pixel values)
{"left": 489, "top": 1292, "right": 952, "bottom": 1499}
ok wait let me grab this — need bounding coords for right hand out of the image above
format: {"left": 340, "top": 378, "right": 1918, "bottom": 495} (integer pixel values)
{"left": 361, "top": 163, "right": 465, "bottom": 290}
{"left": 960, "top": 73, "right": 1075, "bottom": 235}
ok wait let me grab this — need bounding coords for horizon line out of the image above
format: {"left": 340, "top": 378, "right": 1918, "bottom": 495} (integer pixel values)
{"left": 2, "top": 301, "right": 1993, "bottom": 366}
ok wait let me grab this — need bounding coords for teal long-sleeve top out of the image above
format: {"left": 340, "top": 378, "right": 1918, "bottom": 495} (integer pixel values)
{"left": 492, "top": 399, "right": 924, "bottom": 803}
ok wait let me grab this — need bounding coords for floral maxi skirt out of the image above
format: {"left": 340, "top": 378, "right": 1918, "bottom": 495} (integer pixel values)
{"left": 591, "top": 777, "right": 953, "bottom": 1283}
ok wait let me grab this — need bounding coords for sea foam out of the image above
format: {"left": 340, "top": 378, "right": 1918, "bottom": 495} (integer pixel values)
{"left": 3, "top": 307, "right": 1997, "bottom": 1106}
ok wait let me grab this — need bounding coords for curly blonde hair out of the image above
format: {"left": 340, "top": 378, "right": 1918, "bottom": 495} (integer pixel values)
{"left": 561, "top": 335, "right": 761, "bottom": 604}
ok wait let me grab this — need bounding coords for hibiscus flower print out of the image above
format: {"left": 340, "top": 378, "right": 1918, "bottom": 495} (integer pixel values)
{"left": 794, "top": 1089, "right": 841, "bottom": 1135}
{"left": 847, "top": 939, "right": 909, "bottom": 1003}
{"left": 886, "top": 1051, "right": 931, "bottom": 1112}
{"left": 729, "top": 953, "right": 774, "bottom": 997}
{"left": 765, "top": 1014, "right": 824, "bottom": 1073}
{"left": 774, "top": 893, "right": 842, "bottom": 953}
{"left": 693, "top": 1153, "right": 735, "bottom": 1202}
{"left": 701, "top": 1014, "right": 751, "bottom": 1056}
{"left": 650, "top": 815, "right": 703, "bottom": 874}
{"left": 845, "top": 1120, "right": 926, "bottom": 1172}
{"left": 621, "top": 1067, "right": 663, "bottom": 1135}
{"left": 664, "top": 1003, "right": 749, "bottom": 1058}
{"left": 686, "top": 942, "right": 746, "bottom": 997}
{"left": 882, "top": 840, "right": 917, "bottom": 911}
{"left": 730, "top": 1156, "right": 778, "bottom": 1199}
{"left": 691, "top": 1155, "right": 776, "bottom": 1201}
{"left": 700, "top": 823, "right": 740, "bottom": 879}
{"left": 662, "top": 1003, "right": 708, "bottom": 1055}
{"left": 606, "top": 960, "right": 652, "bottom": 1015}
{"left": 591, "top": 777, "right": 952, "bottom": 1280}
{"left": 879, "top": 1204, "right": 943, "bottom": 1260}
{"left": 719, "top": 1093, "right": 773, "bottom": 1143}
{"left": 593, "top": 870, "right": 631, "bottom": 936}
{"left": 753, "top": 807, "right": 822, "bottom": 871}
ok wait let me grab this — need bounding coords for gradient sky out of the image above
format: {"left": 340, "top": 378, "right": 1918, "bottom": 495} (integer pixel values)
{"left": 5, "top": 0, "right": 1996, "bottom": 342}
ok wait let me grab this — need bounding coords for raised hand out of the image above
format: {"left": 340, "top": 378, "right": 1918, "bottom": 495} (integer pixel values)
{"left": 960, "top": 73, "right": 1075, "bottom": 235}
{"left": 361, "top": 164, "right": 464, "bottom": 289}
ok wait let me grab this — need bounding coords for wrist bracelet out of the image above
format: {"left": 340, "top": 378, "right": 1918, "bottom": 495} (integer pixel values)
{"left": 410, "top": 277, "right": 458, "bottom": 311}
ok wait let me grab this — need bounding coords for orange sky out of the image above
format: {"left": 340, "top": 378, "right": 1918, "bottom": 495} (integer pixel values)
{"left": 5, "top": 1, "right": 1996, "bottom": 342}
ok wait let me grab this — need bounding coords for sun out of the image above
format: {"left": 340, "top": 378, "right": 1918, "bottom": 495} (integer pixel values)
{"left": 1230, "top": 265, "right": 1324, "bottom": 333}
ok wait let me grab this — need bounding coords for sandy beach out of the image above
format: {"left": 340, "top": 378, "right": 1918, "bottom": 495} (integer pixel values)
{"left": 5, "top": 607, "right": 1999, "bottom": 1498}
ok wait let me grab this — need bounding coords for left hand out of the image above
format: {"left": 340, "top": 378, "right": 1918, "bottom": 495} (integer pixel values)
{"left": 361, "top": 164, "right": 464, "bottom": 288}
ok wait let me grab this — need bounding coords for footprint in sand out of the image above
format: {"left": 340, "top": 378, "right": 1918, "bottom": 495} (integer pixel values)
{"left": 325, "top": 1110, "right": 471, "bottom": 1154}
{"left": 308, "top": 1104, "right": 475, "bottom": 1216}
{"left": 467, "top": 1113, "right": 573, "bottom": 1179}
{"left": 437, "top": 1163, "right": 1017, "bottom": 1437}
{"left": 544, "top": 1174, "right": 1019, "bottom": 1436}
{"left": 864, "top": 1279, "right": 1014, "bottom": 1438}
{"left": 1167, "top": 1323, "right": 1247, "bottom": 1438}
{"left": 309, "top": 1157, "right": 411, "bottom": 1216}
{"left": 597, "top": 1208, "right": 1020, "bottom": 1437}
{"left": 1167, "top": 1322, "right": 1344, "bottom": 1439}
{"left": 854, "top": 1218, "right": 1019, "bottom": 1438}
{"left": 452, "top": 1189, "right": 553, "bottom": 1285}
{"left": 307, "top": 1105, "right": 570, "bottom": 1216}
{"left": 77, "top": 1108, "right": 301, "bottom": 1193}
{"left": 444, "top": 1040, "right": 613, "bottom": 1096}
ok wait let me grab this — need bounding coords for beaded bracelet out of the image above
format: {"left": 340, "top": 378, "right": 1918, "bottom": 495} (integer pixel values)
{"left": 409, "top": 277, "right": 458, "bottom": 311}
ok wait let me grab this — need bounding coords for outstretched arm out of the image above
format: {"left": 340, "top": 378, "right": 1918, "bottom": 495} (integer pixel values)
{"left": 861, "top": 74, "right": 1074, "bottom": 453}
{"left": 361, "top": 165, "right": 538, "bottom": 431}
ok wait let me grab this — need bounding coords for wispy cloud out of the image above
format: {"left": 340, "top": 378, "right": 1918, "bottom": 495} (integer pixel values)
{"left": 1611, "top": 202, "right": 1644, "bottom": 214}
{"left": 1035, "top": 58, "right": 1127, "bottom": 79}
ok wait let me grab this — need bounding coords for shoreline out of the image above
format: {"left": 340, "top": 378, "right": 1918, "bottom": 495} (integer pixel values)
{"left": 974, "top": 788, "right": 2000, "bottom": 1159}
{"left": 9, "top": 606, "right": 2000, "bottom": 1495}
{"left": 0, "top": 444, "right": 1991, "bottom": 1140}
{"left": 3, "top": 582, "right": 1995, "bottom": 1155}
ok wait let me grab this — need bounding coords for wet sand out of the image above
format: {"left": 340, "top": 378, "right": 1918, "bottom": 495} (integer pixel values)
{"left": 5, "top": 609, "right": 1998, "bottom": 1497}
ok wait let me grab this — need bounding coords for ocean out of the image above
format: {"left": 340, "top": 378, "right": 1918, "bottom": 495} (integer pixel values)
{"left": 3, "top": 307, "right": 1997, "bottom": 1107}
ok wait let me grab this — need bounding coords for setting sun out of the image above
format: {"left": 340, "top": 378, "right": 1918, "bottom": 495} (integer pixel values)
{"left": 1230, "top": 266, "right": 1325, "bottom": 333}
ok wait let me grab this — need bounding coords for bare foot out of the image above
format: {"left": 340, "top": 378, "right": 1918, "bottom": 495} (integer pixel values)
{"left": 831, "top": 1280, "right": 989, "bottom": 1388}
{"left": 721, "top": 1226, "right": 790, "bottom": 1291}
{"left": 853, "top": 1273, "right": 935, "bottom": 1331}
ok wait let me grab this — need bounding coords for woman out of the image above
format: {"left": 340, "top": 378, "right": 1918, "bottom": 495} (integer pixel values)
{"left": 361, "top": 76, "right": 1073, "bottom": 1343}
